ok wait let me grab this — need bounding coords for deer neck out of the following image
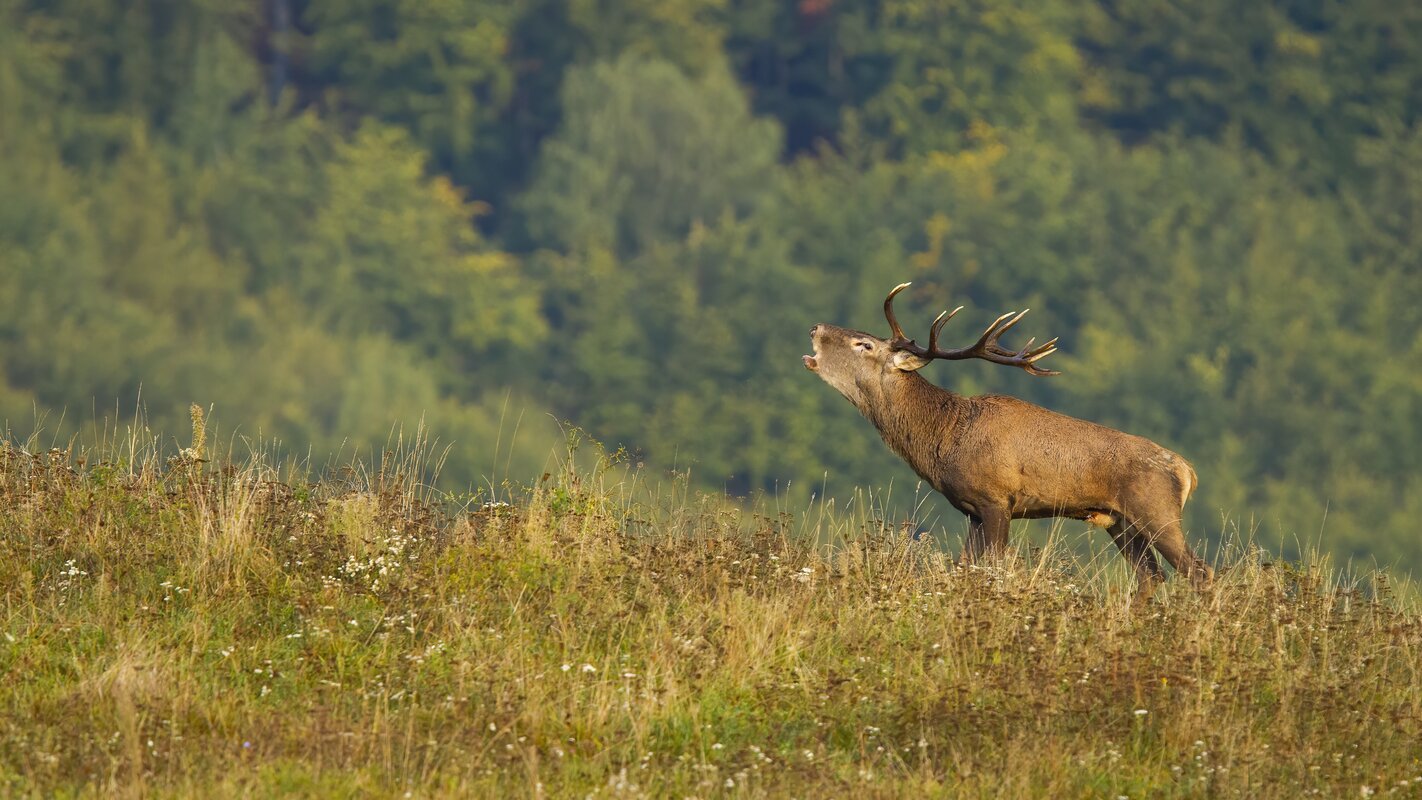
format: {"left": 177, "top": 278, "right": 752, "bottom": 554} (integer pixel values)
{"left": 858, "top": 372, "right": 964, "bottom": 470}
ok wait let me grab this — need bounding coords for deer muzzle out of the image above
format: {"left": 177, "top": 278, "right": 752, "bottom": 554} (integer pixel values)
{"left": 804, "top": 324, "right": 823, "bottom": 370}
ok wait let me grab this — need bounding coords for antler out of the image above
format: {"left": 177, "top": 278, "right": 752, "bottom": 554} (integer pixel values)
{"left": 883, "top": 282, "right": 1061, "bottom": 376}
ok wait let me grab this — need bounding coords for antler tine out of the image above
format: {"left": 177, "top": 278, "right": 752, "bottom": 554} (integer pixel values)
{"left": 968, "top": 309, "right": 1022, "bottom": 357}
{"left": 1021, "top": 337, "right": 1059, "bottom": 359}
{"left": 1018, "top": 335, "right": 1061, "bottom": 375}
{"left": 883, "top": 282, "right": 913, "bottom": 342}
{"left": 980, "top": 310, "right": 1021, "bottom": 337}
{"left": 927, "top": 306, "right": 963, "bottom": 351}
{"left": 986, "top": 308, "right": 1030, "bottom": 340}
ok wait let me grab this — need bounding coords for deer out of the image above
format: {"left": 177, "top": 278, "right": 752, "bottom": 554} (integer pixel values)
{"left": 803, "top": 282, "right": 1212, "bottom": 595}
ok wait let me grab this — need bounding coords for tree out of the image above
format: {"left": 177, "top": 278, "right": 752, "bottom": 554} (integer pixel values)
{"left": 727, "top": 0, "right": 1082, "bottom": 156}
{"left": 303, "top": 0, "right": 518, "bottom": 192}
{"left": 519, "top": 55, "right": 782, "bottom": 255}
{"left": 1077, "top": 0, "right": 1422, "bottom": 186}
{"left": 293, "top": 122, "right": 543, "bottom": 375}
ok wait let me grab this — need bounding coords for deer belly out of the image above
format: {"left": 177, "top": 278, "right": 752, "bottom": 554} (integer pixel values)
{"left": 1009, "top": 492, "right": 1119, "bottom": 526}
{"left": 1016, "top": 504, "right": 1118, "bottom": 527}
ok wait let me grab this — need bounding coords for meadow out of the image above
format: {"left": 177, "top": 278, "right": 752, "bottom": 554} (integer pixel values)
{"left": 2, "top": 418, "right": 1420, "bottom": 798}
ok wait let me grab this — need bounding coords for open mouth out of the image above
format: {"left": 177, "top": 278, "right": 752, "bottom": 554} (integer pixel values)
{"left": 804, "top": 326, "right": 821, "bottom": 370}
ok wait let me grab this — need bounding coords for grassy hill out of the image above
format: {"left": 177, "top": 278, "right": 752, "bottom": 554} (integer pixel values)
{"left": 2, "top": 423, "right": 1420, "bottom": 798}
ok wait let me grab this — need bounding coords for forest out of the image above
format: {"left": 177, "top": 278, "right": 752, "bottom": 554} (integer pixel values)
{"left": 2, "top": 0, "right": 1420, "bottom": 573}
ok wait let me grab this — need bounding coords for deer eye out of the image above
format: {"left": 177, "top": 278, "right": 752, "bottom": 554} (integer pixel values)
{"left": 855, "top": 341, "right": 873, "bottom": 351}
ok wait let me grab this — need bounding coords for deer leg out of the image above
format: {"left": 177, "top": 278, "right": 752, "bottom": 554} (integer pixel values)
{"left": 979, "top": 507, "right": 1011, "bottom": 558}
{"left": 1107, "top": 520, "right": 1164, "bottom": 603}
{"left": 963, "top": 515, "right": 987, "bottom": 564}
{"left": 1144, "top": 518, "right": 1214, "bottom": 588}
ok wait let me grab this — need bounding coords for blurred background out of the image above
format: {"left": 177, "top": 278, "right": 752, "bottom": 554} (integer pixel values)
{"left": 2, "top": 0, "right": 1419, "bottom": 572}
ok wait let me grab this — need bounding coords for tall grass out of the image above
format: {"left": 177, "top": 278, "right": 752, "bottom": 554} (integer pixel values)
{"left": 1, "top": 426, "right": 1419, "bottom": 798}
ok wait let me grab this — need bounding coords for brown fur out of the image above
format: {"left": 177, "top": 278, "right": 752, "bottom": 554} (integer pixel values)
{"left": 805, "top": 322, "right": 1212, "bottom": 594}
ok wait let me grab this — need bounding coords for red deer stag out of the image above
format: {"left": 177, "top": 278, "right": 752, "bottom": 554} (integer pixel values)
{"left": 803, "top": 282, "right": 1212, "bottom": 592}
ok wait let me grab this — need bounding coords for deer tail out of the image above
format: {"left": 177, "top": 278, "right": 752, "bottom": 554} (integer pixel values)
{"left": 1173, "top": 458, "right": 1198, "bottom": 509}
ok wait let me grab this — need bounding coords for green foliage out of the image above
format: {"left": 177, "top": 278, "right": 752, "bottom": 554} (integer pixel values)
{"left": 520, "top": 55, "right": 781, "bottom": 253}
{"left": 561, "top": 0, "right": 727, "bottom": 70}
{"left": 853, "top": 0, "right": 1082, "bottom": 154}
{"left": 295, "top": 122, "right": 543, "bottom": 363}
{"left": 303, "top": 0, "right": 517, "bottom": 188}
{"left": 725, "top": 0, "right": 1080, "bottom": 154}
{"left": 1076, "top": 0, "right": 1422, "bottom": 184}
{"left": 3, "top": 0, "right": 1422, "bottom": 577}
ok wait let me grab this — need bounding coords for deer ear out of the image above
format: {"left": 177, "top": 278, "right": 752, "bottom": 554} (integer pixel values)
{"left": 891, "top": 350, "right": 931, "bottom": 372}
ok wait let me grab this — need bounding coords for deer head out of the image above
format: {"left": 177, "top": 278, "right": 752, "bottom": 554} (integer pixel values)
{"left": 803, "top": 282, "right": 1060, "bottom": 407}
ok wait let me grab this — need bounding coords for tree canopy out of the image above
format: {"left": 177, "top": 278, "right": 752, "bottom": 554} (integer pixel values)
{"left": 3, "top": 0, "right": 1420, "bottom": 572}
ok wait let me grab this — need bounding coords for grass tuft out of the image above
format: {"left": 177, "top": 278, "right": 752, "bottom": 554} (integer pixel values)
{"left": 1, "top": 430, "right": 1419, "bottom": 797}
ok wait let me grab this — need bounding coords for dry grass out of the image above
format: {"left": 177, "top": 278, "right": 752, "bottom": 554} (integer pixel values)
{"left": 1, "top": 428, "right": 1420, "bottom": 798}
